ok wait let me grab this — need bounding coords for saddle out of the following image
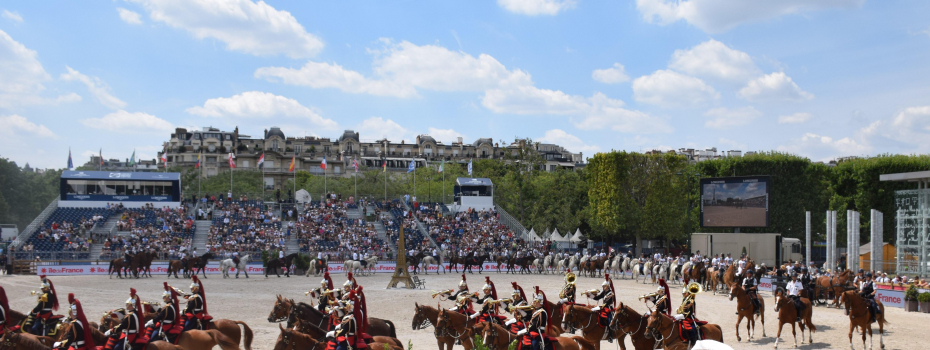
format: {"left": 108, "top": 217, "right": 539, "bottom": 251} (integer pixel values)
{"left": 360, "top": 260, "right": 368, "bottom": 267}
{"left": 676, "top": 320, "right": 708, "bottom": 342}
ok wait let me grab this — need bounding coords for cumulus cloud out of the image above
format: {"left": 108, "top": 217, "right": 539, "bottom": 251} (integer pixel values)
{"left": 632, "top": 69, "right": 719, "bottom": 107}
{"left": 80, "top": 110, "right": 173, "bottom": 133}
{"left": 668, "top": 39, "right": 760, "bottom": 83}
{"left": 3, "top": 10, "right": 23, "bottom": 23}
{"left": 0, "top": 114, "right": 57, "bottom": 138}
{"left": 186, "top": 91, "right": 338, "bottom": 130}
{"left": 538, "top": 129, "right": 600, "bottom": 153}
{"left": 738, "top": 72, "right": 813, "bottom": 102}
{"left": 130, "top": 0, "right": 324, "bottom": 58}
{"left": 0, "top": 30, "right": 81, "bottom": 108}
{"left": 778, "top": 112, "right": 812, "bottom": 124}
{"left": 703, "top": 106, "right": 760, "bottom": 129}
{"left": 861, "top": 106, "right": 930, "bottom": 153}
{"left": 636, "top": 0, "right": 865, "bottom": 33}
{"left": 60, "top": 66, "right": 127, "bottom": 109}
{"left": 117, "top": 8, "right": 143, "bottom": 24}
{"left": 778, "top": 132, "right": 870, "bottom": 160}
{"left": 592, "top": 63, "right": 630, "bottom": 84}
{"left": 254, "top": 61, "right": 417, "bottom": 98}
{"left": 497, "top": 0, "right": 577, "bottom": 16}
{"left": 356, "top": 117, "right": 407, "bottom": 142}
{"left": 426, "top": 127, "right": 466, "bottom": 144}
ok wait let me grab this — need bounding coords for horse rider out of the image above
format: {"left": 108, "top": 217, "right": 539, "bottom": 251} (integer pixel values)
{"left": 146, "top": 283, "right": 181, "bottom": 344}
{"left": 853, "top": 268, "right": 866, "bottom": 287}
{"left": 675, "top": 255, "right": 684, "bottom": 277}
{"left": 231, "top": 251, "right": 240, "bottom": 267}
{"left": 859, "top": 272, "right": 881, "bottom": 320}
{"left": 326, "top": 290, "right": 362, "bottom": 350}
{"left": 505, "top": 282, "right": 530, "bottom": 335}
{"left": 340, "top": 273, "right": 359, "bottom": 302}
{"left": 55, "top": 294, "right": 95, "bottom": 350}
{"left": 179, "top": 250, "right": 188, "bottom": 270}
{"left": 674, "top": 282, "right": 704, "bottom": 346}
{"left": 742, "top": 272, "right": 762, "bottom": 314}
{"left": 183, "top": 276, "right": 209, "bottom": 331}
{"left": 785, "top": 273, "right": 805, "bottom": 322}
{"left": 585, "top": 274, "right": 616, "bottom": 343}
{"left": 278, "top": 248, "right": 286, "bottom": 268}
{"left": 31, "top": 275, "right": 59, "bottom": 336}
{"left": 433, "top": 274, "right": 471, "bottom": 302}
{"left": 799, "top": 267, "right": 813, "bottom": 298}
{"left": 643, "top": 279, "right": 672, "bottom": 316}
{"left": 106, "top": 289, "right": 146, "bottom": 350}
{"left": 308, "top": 271, "right": 339, "bottom": 312}
{"left": 517, "top": 288, "right": 549, "bottom": 350}
{"left": 471, "top": 277, "right": 502, "bottom": 324}
{"left": 557, "top": 270, "right": 577, "bottom": 305}
{"left": 124, "top": 247, "right": 135, "bottom": 266}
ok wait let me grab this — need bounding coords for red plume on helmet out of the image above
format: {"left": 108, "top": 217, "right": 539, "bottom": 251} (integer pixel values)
{"left": 129, "top": 288, "right": 143, "bottom": 315}
{"left": 605, "top": 274, "right": 616, "bottom": 307}
{"left": 348, "top": 272, "right": 357, "bottom": 288}
{"left": 69, "top": 294, "right": 95, "bottom": 350}
{"left": 40, "top": 275, "right": 59, "bottom": 311}
{"left": 534, "top": 286, "right": 551, "bottom": 327}
{"left": 356, "top": 286, "right": 368, "bottom": 334}
{"left": 484, "top": 276, "right": 497, "bottom": 299}
{"left": 511, "top": 282, "right": 526, "bottom": 302}
{"left": 164, "top": 282, "right": 180, "bottom": 321}
{"left": 0, "top": 286, "right": 9, "bottom": 316}
{"left": 657, "top": 279, "right": 671, "bottom": 316}
{"left": 323, "top": 271, "right": 334, "bottom": 290}
{"left": 192, "top": 276, "right": 207, "bottom": 314}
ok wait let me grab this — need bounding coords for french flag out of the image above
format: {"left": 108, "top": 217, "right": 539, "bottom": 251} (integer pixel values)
{"left": 320, "top": 156, "right": 327, "bottom": 170}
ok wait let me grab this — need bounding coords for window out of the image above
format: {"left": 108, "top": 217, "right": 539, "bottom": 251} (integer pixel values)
{"left": 324, "top": 146, "right": 331, "bottom": 153}
{"left": 295, "top": 145, "right": 302, "bottom": 153}
{"left": 272, "top": 140, "right": 279, "bottom": 151}
{"left": 264, "top": 177, "right": 274, "bottom": 190}
{"left": 241, "top": 160, "right": 250, "bottom": 168}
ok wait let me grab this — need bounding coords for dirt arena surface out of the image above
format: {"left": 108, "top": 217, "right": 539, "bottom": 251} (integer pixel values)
{"left": 703, "top": 206, "right": 767, "bottom": 227}
{"left": 2, "top": 272, "right": 924, "bottom": 350}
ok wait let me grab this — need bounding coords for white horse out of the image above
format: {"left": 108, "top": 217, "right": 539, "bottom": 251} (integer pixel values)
{"left": 653, "top": 263, "right": 668, "bottom": 284}
{"left": 669, "top": 263, "right": 681, "bottom": 285}
{"left": 533, "top": 257, "right": 545, "bottom": 274}
{"left": 219, "top": 254, "right": 252, "bottom": 279}
{"left": 543, "top": 255, "right": 554, "bottom": 275}
{"left": 620, "top": 257, "right": 631, "bottom": 279}
{"left": 639, "top": 260, "right": 654, "bottom": 284}
{"left": 557, "top": 255, "right": 578, "bottom": 273}
{"left": 420, "top": 254, "right": 446, "bottom": 274}
{"left": 363, "top": 255, "right": 378, "bottom": 275}
{"left": 344, "top": 260, "right": 363, "bottom": 276}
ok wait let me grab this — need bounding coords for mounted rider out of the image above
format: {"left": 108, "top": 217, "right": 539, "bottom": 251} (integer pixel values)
{"left": 585, "top": 274, "right": 616, "bottom": 343}
{"left": 557, "top": 269, "right": 576, "bottom": 305}
{"left": 55, "top": 294, "right": 95, "bottom": 350}
{"left": 107, "top": 289, "right": 147, "bottom": 350}
{"left": 433, "top": 274, "right": 471, "bottom": 303}
{"left": 325, "top": 288, "right": 366, "bottom": 350}
{"left": 504, "top": 282, "right": 530, "bottom": 335}
{"left": 30, "top": 275, "right": 59, "bottom": 336}
{"left": 471, "top": 277, "right": 504, "bottom": 324}
{"left": 307, "top": 271, "right": 339, "bottom": 312}
{"left": 517, "top": 287, "right": 551, "bottom": 350}
{"left": 340, "top": 273, "right": 358, "bottom": 302}
{"left": 858, "top": 273, "right": 881, "bottom": 320}
{"left": 183, "top": 276, "right": 210, "bottom": 331}
{"left": 643, "top": 279, "right": 672, "bottom": 316}
{"left": 674, "top": 282, "right": 706, "bottom": 346}
{"left": 799, "top": 267, "right": 813, "bottom": 298}
{"left": 785, "top": 273, "right": 805, "bottom": 322}
{"left": 146, "top": 282, "right": 182, "bottom": 344}
{"left": 742, "top": 272, "right": 762, "bottom": 314}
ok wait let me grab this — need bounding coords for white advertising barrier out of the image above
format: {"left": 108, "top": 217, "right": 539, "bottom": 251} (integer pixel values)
{"left": 39, "top": 260, "right": 524, "bottom": 276}
{"left": 758, "top": 277, "right": 775, "bottom": 292}
{"left": 874, "top": 289, "right": 905, "bottom": 308}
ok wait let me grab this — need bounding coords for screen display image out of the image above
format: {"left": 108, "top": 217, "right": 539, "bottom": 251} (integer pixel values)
{"left": 700, "top": 176, "right": 769, "bottom": 227}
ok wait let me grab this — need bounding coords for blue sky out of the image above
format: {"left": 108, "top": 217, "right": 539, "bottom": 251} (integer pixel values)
{"left": 2, "top": 0, "right": 929, "bottom": 169}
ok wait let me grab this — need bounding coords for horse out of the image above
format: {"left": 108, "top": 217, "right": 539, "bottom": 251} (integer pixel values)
{"left": 0, "top": 331, "right": 53, "bottom": 350}
{"left": 815, "top": 270, "right": 853, "bottom": 308}
{"left": 291, "top": 315, "right": 404, "bottom": 348}
{"left": 187, "top": 252, "right": 215, "bottom": 278}
{"left": 412, "top": 303, "right": 455, "bottom": 350}
{"left": 265, "top": 253, "right": 298, "bottom": 278}
{"left": 620, "top": 257, "right": 631, "bottom": 280}
{"left": 773, "top": 290, "right": 816, "bottom": 349}
{"left": 421, "top": 255, "right": 447, "bottom": 275}
{"left": 462, "top": 254, "right": 489, "bottom": 274}
{"left": 166, "top": 260, "right": 184, "bottom": 278}
{"left": 729, "top": 283, "right": 766, "bottom": 342}
{"left": 271, "top": 324, "right": 401, "bottom": 350}
{"left": 267, "top": 295, "right": 397, "bottom": 338}
{"left": 139, "top": 250, "right": 157, "bottom": 277}
{"left": 689, "top": 261, "right": 705, "bottom": 286}
{"left": 305, "top": 256, "right": 328, "bottom": 277}
{"left": 494, "top": 254, "right": 506, "bottom": 274}
{"left": 344, "top": 260, "right": 364, "bottom": 276}
{"left": 54, "top": 321, "right": 108, "bottom": 346}
{"left": 653, "top": 263, "right": 668, "bottom": 285}
{"left": 363, "top": 255, "right": 378, "bottom": 275}
{"left": 435, "top": 308, "right": 476, "bottom": 350}
{"left": 631, "top": 261, "right": 644, "bottom": 282}
{"left": 638, "top": 261, "right": 653, "bottom": 284}
{"left": 643, "top": 310, "right": 723, "bottom": 350}
{"left": 543, "top": 254, "right": 555, "bottom": 274}
{"left": 608, "top": 302, "right": 656, "bottom": 350}
{"left": 108, "top": 257, "right": 134, "bottom": 279}
{"left": 219, "top": 254, "right": 252, "bottom": 278}
{"left": 668, "top": 264, "right": 681, "bottom": 285}
{"left": 477, "top": 318, "right": 595, "bottom": 350}
{"left": 680, "top": 261, "right": 693, "bottom": 283}
{"left": 557, "top": 256, "right": 578, "bottom": 273}
{"left": 721, "top": 263, "right": 738, "bottom": 290}
{"left": 449, "top": 255, "right": 465, "bottom": 273}
{"left": 839, "top": 290, "right": 886, "bottom": 350}
{"left": 147, "top": 329, "right": 241, "bottom": 350}
{"left": 561, "top": 304, "right": 605, "bottom": 350}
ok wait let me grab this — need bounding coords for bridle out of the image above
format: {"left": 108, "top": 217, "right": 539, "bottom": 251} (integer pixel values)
{"left": 269, "top": 299, "right": 290, "bottom": 323}
{"left": 610, "top": 306, "right": 645, "bottom": 338}
{"left": 412, "top": 306, "right": 433, "bottom": 330}
{"left": 644, "top": 313, "right": 674, "bottom": 344}
{"left": 483, "top": 323, "right": 513, "bottom": 350}
{"left": 435, "top": 310, "right": 468, "bottom": 341}
{"left": 565, "top": 305, "right": 595, "bottom": 331}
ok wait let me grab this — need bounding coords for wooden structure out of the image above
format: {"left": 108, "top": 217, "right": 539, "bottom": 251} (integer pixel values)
{"left": 859, "top": 242, "right": 897, "bottom": 273}
{"left": 387, "top": 225, "right": 415, "bottom": 289}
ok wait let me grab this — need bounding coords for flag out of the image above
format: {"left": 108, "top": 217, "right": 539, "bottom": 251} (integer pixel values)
{"left": 99, "top": 148, "right": 103, "bottom": 166}
{"left": 352, "top": 157, "right": 359, "bottom": 173}
{"left": 407, "top": 159, "right": 415, "bottom": 173}
{"left": 438, "top": 160, "right": 444, "bottom": 173}
{"left": 128, "top": 150, "right": 136, "bottom": 166}
{"left": 288, "top": 155, "right": 296, "bottom": 172}
{"left": 160, "top": 145, "right": 168, "bottom": 167}
{"left": 320, "top": 156, "right": 327, "bottom": 170}
{"left": 67, "top": 148, "right": 73, "bottom": 170}
{"left": 195, "top": 153, "right": 202, "bottom": 168}
{"left": 382, "top": 159, "right": 386, "bottom": 172}
{"left": 467, "top": 159, "right": 473, "bottom": 176}
{"left": 257, "top": 153, "right": 265, "bottom": 169}
{"left": 228, "top": 152, "right": 236, "bottom": 169}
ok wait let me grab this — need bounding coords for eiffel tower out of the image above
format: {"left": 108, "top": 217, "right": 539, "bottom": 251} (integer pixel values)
{"left": 387, "top": 225, "right": 415, "bottom": 289}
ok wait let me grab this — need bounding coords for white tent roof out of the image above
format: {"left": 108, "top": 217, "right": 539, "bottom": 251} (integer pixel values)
{"left": 526, "top": 228, "right": 542, "bottom": 242}
{"left": 542, "top": 228, "right": 550, "bottom": 239}
{"left": 551, "top": 228, "right": 569, "bottom": 242}
{"left": 569, "top": 229, "right": 585, "bottom": 242}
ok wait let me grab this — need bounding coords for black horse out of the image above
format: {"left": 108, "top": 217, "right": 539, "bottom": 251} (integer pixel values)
{"left": 408, "top": 252, "right": 425, "bottom": 275}
{"left": 266, "top": 253, "right": 299, "bottom": 278}
{"left": 462, "top": 254, "right": 489, "bottom": 274}
{"left": 185, "top": 252, "right": 214, "bottom": 278}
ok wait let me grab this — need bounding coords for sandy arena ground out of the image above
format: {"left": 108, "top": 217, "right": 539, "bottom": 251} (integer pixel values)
{"left": 703, "top": 206, "right": 767, "bottom": 227}
{"left": 2, "top": 271, "right": 925, "bottom": 350}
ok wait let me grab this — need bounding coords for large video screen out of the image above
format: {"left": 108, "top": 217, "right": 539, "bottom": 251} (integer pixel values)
{"left": 700, "top": 176, "right": 769, "bottom": 228}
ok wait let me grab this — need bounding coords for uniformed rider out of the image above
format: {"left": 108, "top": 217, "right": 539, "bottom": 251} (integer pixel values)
{"left": 517, "top": 289, "right": 549, "bottom": 350}
{"left": 31, "top": 275, "right": 59, "bottom": 336}
{"left": 504, "top": 282, "right": 529, "bottom": 335}
{"left": 307, "top": 271, "right": 339, "bottom": 312}
{"left": 433, "top": 274, "right": 471, "bottom": 302}
{"left": 674, "top": 283, "right": 702, "bottom": 346}
{"left": 742, "top": 274, "right": 761, "bottom": 314}
{"left": 107, "top": 289, "right": 146, "bottom": 350}
{"left": 471, "top": 277, "right": 500, "bottom": 324}
{"left": 54, "top": 294, "right": 95, "bottom": 350}
{"left": 147, "top": 283, "right": 181, "bottom": 344}
{"left": 585, "top": 274, "right": 615, "bottom": 343}
{"left": 183, "top": 276, "right": 208, "bottom": 331}
{"left": 859, "top": 273, "right": 881, "bottom": 320}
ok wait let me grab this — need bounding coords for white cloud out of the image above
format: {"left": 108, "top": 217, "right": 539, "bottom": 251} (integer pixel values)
{"left": 632, "top": 69, "right": 719, "bottom": 107}
{"left": 130, "top": 0, "right": 323, "bottom": 58}
{"left": 636, "top": 0, "right": 865, "bottom": 33}
{"left": 59, "top": 66, "right": 127, "bottom": 109}
{"left": 778, "top": 112, "right": 812, "bottom": 124}
{"left": 738, "top": 72, "right": 813, "bottom": 102}
{"left": 254, "top": 61, "right": 417, "bottom": 98}
{"left": 186, "top": 91, "right": 338, "bottom": 131}
{"left": 81, "top": 110, "right": 173, "bottom": 133}
{"left": 356, "top": 117, "right": 407, "bottom": 142}
{"left": 703, "top": 106, "right": 761, "bottom": 129}
{"left": 117, "top": 8, "right": 143, "bottom": 25}
{"left": 497, "top": 0, "right": 577, "bottom": 16}
{"left": 0, "top": 29, "right": 80, "bottom": 108}
{"left": 2, "top": 10, "right": 23, "bottom": 23}
{"left": 0, "top": 115, "right": 57, "bottom": 138}
{"left": 426, "top": 127, "right": 466, "bottom": 144}
{"left": 592, "top": 63, "right": 630, "bottom": 84}
{"left": 538, "top": 129, "right": 600, "bottom": 153}
{"left": 861, "top": 106, "right": 930, "bottom": 153}
{"left": 668, "top": 39, "right": 759, "bottom": 83}
{"left": 778, "top": 132, "right": 870, "bottom": 160}
{"left": 717, "top": 137, "right": 747, "bottom": 150}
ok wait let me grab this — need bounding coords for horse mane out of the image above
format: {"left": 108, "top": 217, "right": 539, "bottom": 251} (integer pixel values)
{"left": 8, "top": 333, "right": 52, "bottom": 350}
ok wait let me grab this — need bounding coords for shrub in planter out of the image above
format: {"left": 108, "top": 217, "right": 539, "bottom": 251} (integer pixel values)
{"left": 904, "top": 284, "right": 919, "bottom": 312}
{"left": 919, "top": 292, "right": 930, "bottom": 313}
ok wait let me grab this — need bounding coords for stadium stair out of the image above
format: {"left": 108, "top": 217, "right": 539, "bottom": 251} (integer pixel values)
{"left": 191, "top": 220, "right": 211, "bottom": 251}
{"left": 373, "top": 218, "right": 397, "bottom": 253}
{"left": 400, "top": 197, "right": 439, "bottom": 249}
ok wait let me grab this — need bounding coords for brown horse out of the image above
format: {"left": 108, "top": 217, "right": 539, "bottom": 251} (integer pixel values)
{"left": 108, "top": 257, "right": 135, "bottom": 279}
{"left": 55, "top": 320, "right": 109, "bottom": 346}
{"left": 729, "top": 284, "right": 765, "bottom": 342}
{"left": 209, "top": 319, "right": 254, "bottom": 350}
{"left": 267, "top": 295, "right": 396, "bottom": 338}
{"left": 644, "top": 310, "right": 723, "bottom": 350}
{"left": 689, "top": 261, "right": 705, "bottom": 286}
{"left": 561, "top": 304, "right": 605, "bottom": 350}
{"left": 97, "top": 308, "right": 156, "bottom": 332}
{"left": 722, "top": 263, "right": 737, "bottom": 289}
{"left": 271, "top": 324, "right": 401, "bottom": 350}
{"left": 412, "top": 303, "right": 455, "bottom": 350}
{"left": 476, "top": 319, "right": 595, "bottom": 350}
{"left": 166, "top": 260, "right": 184, "bottom": 278}
{"left": 839, "top": 290, "right": 886, "bottom": 350}
{"left": 435, "top": 308, "right": 476, "bottom": 350}
{"left": 0, "top": 331, "right": 52, "bottom": 350}
{"left": 815, "top": 270, "right": 853, "bottom": 308}
{"left": 772, "top": 291, "right": 816, "bottom": 349}
{"left": 291, "top": 317, "right": 404, "bottom": 348}
{"left": 138, "top": 251, "right": 157, "bottom": 277}
{"left": 146, "top": 329, "right": 240, "bottom": 350}
{"left": 608, "top": 302, "right": 656, "bottom": 350}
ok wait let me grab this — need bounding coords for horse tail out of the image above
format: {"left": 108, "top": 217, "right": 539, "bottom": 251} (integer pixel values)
{"left": 384, "top": 319, "right": 397, "bottom": 338}
{"left": 207, "top": 329, "right": 241, "bottom": 350}
{"left": 571, "top": 335, "right": 596, "bottom": 350}
{"left": 234, "top": 321, "right": 253, "bottom": 350}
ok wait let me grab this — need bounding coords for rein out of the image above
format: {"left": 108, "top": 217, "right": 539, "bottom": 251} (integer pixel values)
{"left": 646, "top": 315, "right": 675, "bottom": 346}
{"left": 436, "top": 312, "right": 470, "bottom": 341}
{"left": 612, "top": 308, "right": 645, "bottom": 338}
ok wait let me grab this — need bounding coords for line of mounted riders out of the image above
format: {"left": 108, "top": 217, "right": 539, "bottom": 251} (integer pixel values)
{"left": 0, "top": 275, "right": 253, "bottom": 350}
{"left": 107, "top": 250, "right": 335, "bottom": 279}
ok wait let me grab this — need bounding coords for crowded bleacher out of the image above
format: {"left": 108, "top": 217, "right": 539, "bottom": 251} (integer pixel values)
{"left": 296, "top": 199, "right": 389, "bottom": 259}
{"left": 100, "top": 204, "right": 195, "bottom": 259}
{"left": 206, "top": 199, "right": 283, "bottom": 256}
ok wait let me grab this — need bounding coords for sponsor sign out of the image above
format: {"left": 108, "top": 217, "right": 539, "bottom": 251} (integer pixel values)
{"left": 874, "top": 289, "right": 904, "bottom": 308}
{"left": 66, "top": 194, "right": 175, "bottom": 202}
{"left": 40, "top": 263, "right": 266, "bottom": 276}
{"left": 759, "top": 277, "right": 774, "bottom": 292}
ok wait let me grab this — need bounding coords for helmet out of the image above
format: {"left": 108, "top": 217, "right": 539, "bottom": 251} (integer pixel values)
{"left": 459, "top": 274, "right": 468, "bottom": 289}
{"left": 865, "top": 273, "right": 873, "bottom": 278}
{"left": 533, "top": 293, "right": 544, "bottom": 305}
{"left": 483, "top": 284, "right": 492, "bottom": 292}
{"left": 858, "top": 269, "right": 864, "bottom": 273}
{"left": 657, "top": 285, "right": 664, "bottom": 293}
{"left": 321, "top": 279, "right": 328, "bottom": 287}
{"left": 343, "top": 280, "right": 353, "bottom": 288}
